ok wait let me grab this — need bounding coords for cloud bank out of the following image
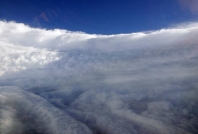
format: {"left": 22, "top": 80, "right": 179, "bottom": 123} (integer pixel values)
{"left": 0, "top": 21, "right": 198, "bottom": 134}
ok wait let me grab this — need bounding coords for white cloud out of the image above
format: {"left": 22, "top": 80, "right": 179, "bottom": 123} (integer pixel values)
{"left": 0, "top": 21, "right": 198, "bottom": 134}
{"left": 0, "top": 87, "right": 92, "bottom": 134}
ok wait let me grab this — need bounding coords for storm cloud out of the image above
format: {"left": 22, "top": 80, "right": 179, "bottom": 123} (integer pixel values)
{"left": 0, "top": 21, "right": 198, "bottom": 134}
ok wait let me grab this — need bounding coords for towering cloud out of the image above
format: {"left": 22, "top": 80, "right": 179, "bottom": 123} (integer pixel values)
{"left": 0, "top": 21, "right": 198, "bottom": 134}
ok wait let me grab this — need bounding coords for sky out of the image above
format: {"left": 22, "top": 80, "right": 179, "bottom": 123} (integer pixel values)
{"left": 0, "top": 1, "right": 198, "bottom": 134}
{"left": 1, "top": 0, "right": 198, "bottom": 34}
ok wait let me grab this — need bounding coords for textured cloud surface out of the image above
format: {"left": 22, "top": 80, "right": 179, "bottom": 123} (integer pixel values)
{"left": 0, "top": 21, "right": 198, "bottom": 134}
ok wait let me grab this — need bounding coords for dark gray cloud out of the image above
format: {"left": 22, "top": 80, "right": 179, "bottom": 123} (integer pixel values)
{"left": 0, "top": 21, "right": 198, "bottom": 134}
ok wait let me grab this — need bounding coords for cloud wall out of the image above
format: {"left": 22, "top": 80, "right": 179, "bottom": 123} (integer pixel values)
{"left": 0, "top": 21, "right": 198, "bottom": 134}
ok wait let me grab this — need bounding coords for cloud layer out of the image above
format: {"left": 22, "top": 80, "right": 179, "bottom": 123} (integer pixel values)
{"left": 0, "top": 21, "right": 198, "bottom": 134}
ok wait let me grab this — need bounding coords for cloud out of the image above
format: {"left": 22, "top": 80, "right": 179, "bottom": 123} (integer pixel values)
{"left": 0, "top": 21, "right": 198, "bottom": 134}
{"left": 0, "top": 87, "right": 92, "bottom": 134}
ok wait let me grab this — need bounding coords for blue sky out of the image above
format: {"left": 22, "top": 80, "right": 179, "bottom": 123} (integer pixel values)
{"left": 1, "top": 0, "right": 198, "bottom": 34}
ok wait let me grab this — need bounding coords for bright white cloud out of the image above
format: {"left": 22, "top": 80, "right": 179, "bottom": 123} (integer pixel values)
{"left": 0, "top": 21, "right": 198, "bottom": 134}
